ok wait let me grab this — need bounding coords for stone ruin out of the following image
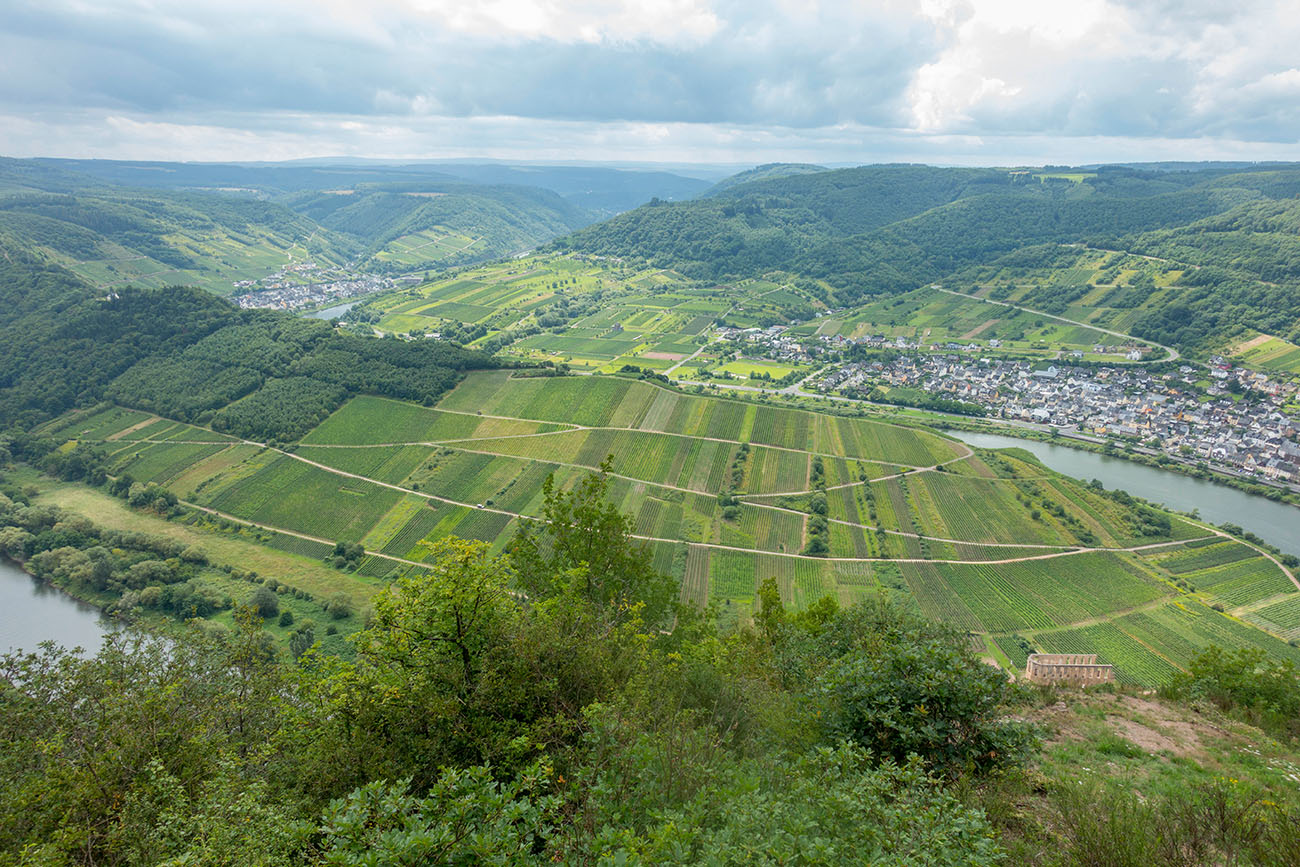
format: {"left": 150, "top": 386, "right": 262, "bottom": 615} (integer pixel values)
{"left": 1023, "top": 653, "right": 1114, "bottom": 686}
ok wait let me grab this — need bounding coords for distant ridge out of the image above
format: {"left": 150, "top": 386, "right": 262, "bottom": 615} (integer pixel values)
{"left": 704, "top": 162, "right": 828, "bottom": 196}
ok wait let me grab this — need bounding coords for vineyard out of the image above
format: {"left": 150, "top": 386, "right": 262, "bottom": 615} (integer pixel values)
{"left": 48, "top": 372, "right": 1300, "bottom": 688}
{"left": 899, "top": 553, "right": 1169, "bottom": 634}
{"left": 1031, "top": 599, "right": 1300, "bottom": 685}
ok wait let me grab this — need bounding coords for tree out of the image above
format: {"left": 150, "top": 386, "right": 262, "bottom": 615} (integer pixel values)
{"left": 318, "top": 766, "right": 556, "bottom": 866}
{"left": 252, "top": 586, "right": 280, "bottom": 619}
{"left": 754, "top": 577, "right": 786, "bottom": 645}
{"left": 356, "top": 538, "right": 515, "bottom": 698}
{"left": 509, "top": 458, "right": 676, "bottom": 624}
{"left": 289, "top": 620, "right": 316, "bottom": 659}
{"left": 325, "top": 591, "right": 354, "bottom": 620}
{"left": 811, "top": 600, "right": 1035, "bottom": 776}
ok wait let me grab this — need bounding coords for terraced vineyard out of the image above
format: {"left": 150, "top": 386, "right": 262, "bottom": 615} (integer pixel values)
{"left": 43, "top": 371, "right": 1300, "bottom": 686}
{"left": 355, "top": 254, "right": 826, "bottom": 376}
{"left": 791, "top": 283, "right": 1160, "bottom": 362}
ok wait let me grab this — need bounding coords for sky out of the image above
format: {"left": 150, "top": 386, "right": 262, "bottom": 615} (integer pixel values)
{"left": 3, "top": 0, "right": 1300, "bottom": 166}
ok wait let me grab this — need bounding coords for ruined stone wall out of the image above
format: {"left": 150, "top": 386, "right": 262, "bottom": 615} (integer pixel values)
{"left": 1024, "top": 653, "right": 1115, "bottom": 685}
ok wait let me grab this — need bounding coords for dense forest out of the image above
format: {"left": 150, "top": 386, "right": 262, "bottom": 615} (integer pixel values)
{"left": 0, "top": 250, "right": 496, "bottom": 439}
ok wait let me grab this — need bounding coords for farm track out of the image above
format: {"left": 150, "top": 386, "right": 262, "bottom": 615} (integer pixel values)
{"left": 932, "top": 286, "right": 1180, "bottom": 363}
{"left": 179, "top": 501, "right": 443, "bottom": 574}
{"left": 157, "top": 433, "right": 1218, "bottom": 562}
{"left": 85, "top": 409, "right": 1300, "bottom": 652}
{"left": 82, "top": 401, "right": 1210, "bottom": 561}
{"left": 304, "top": 393, "right": 935, "bottom": 468}
{"left": 80, "top": 393, "right": 1299, "bottom": 655}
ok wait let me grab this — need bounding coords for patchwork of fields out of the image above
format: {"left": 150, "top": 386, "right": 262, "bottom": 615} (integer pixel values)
{"left": 44, "top": 370, "right": 1300, "bottom": 686}
{"left": 360, "top": 255, "right": 821, "bottom": 373}
{"left": 795, "top": 284, "right": 1158, "bottom": 361}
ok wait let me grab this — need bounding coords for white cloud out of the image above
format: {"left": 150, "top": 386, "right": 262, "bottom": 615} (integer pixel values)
{"left": 2, "top": 0, "right": 1300, "bottom": 160}
{"left": 405, "top": 0, "right": 722, "bottom": 44}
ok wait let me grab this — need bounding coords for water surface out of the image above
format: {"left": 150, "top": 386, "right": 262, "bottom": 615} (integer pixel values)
{"left": 0, "top": 559, "right": 116, "bottom": 655}
{"left": 948, "top": 430, "right": 1300, "bottom": 558}
{"left": 305, "top": 301, "right": 358, "bottom": 320}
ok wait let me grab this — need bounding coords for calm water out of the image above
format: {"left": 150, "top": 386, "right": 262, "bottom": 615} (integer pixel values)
{"left": 948, "top": 430, "right": 1300, "bottom": 558}
{"left": 305, "top": 301, "right": 358, "bottom": 320}
{"left": 0, "top": 559, "right": 116, "bottom": 655}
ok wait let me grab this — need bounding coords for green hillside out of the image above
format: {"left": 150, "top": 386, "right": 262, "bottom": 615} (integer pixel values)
{"left": 29, "top": 366, "right": 1300, "bottom": 688}
{"left": 557, "top": 164, "right": 1300, "bottom": 358}
{"left": 702, "top": 162, "right": 828, "bottom": 196}
{"left": 0, "top": 159, "right": 602, "bottom": 294}
{"left": 282, "top": 183, "right": 594, "bottom": 270}
{"left": 0, "top": 159, "right": 358, "bottom": 295}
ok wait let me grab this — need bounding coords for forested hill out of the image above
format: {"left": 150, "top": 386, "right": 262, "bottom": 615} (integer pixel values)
{"left": 702, "top": 162, "right": 828, "bottom": 196}
{"left": 282, "top": 182, "right": 594, "bottom": 267}
{"left": 34, "top": 158, "right": 712, "bottom": 214}
{"left": 554, "top": 163, "right": 1300, "bottom": 353}
{"left": 0, "top": 158, "right": 600, "bottom": 288}
{"left": 0, "top": 248, "right": 496, "bottom": 436}
{"left": 0, "top": 159, "right": 359, "bottom": 295}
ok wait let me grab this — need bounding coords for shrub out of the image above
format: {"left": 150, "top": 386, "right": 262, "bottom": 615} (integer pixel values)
{"left": 252, "top": 586, "right": 279, "bottom": 619}
{"left": 325, "top": 591, "right": 354, "bottom": 620}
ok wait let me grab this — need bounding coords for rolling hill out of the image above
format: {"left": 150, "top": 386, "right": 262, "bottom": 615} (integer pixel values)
{"left": 555, "top": 163, "right": 1300, "bottom": 357}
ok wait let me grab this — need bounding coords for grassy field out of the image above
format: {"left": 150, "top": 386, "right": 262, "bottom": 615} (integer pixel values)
{"left": 32, "top": 481, "right": 380, "bottom": 602}
{"left": 1221, "top": 331, "right": 1300, "bottom": 374}
{"left": 49, "top": 367, "right": 1300, "bottom": 687}
{"left": 356, "top": 253, "right": 821, "bottom": 371}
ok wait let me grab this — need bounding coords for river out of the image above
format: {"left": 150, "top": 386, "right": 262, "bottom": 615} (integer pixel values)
{"left": 3, "top": 427, "right": 1293, "bottom": 651}
{"left": 305, "top": 300, "right": 358, "bottom": 320}
{"left": 947, "top": 430, "right": 1300, "bottom": 558}
{"left": 0, "top": 559, "right": 116, "bottom": 655}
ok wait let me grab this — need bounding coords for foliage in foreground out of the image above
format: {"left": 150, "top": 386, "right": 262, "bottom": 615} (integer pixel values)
{"left": 5, "top": 468, "right": 1300, "bottom": 864}
{"left": 0, "top": 468, "right": 1036, "bottom": 865}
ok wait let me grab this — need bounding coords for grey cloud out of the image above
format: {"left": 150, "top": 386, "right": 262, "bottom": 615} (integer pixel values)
{"left": 2, "top": 0, "right": 943, "bottom": 126}
{"left": 1, "top": 0, "right": 1299, "bottom": 159}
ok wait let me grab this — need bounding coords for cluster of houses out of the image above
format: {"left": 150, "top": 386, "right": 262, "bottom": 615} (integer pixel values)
{"left": 812, "top": 354, "right": 1300, "bottom": 485}
{"left": 716, "top": 325, "right": 816, "bottom": 363}
{"left": 233, "top": 262, "right": 410, "bottom": 311}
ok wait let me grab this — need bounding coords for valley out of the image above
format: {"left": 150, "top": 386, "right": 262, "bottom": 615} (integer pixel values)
{"left": 33, "top": 367, "right": 1300, "bottom": 686}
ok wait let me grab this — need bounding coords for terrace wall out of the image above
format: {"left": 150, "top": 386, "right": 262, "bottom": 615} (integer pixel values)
{"left": 1024, "top": 653, "right": 1115, "bottom": 685}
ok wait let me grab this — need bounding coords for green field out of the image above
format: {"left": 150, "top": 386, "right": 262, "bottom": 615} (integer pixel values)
{"left": 372, "top": 228, "right": 484, "bottom": 267}
{"left": 55, "top": 367, "right": 1300, "bottom": 687}
{"left": 355, "top": 253, "right": 819, "bottom": 371}
{"left": 1222, "top": 332, "right": 1300, "bottom": 374}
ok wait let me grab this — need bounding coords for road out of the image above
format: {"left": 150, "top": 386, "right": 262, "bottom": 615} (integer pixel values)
{"left": 932, "top": 286, "right": 1180, "bottom": 363}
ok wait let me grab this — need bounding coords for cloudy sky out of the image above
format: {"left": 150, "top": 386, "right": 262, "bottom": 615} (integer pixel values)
{"left": 3, "top": 0, "right": 1300, "bottom": 165}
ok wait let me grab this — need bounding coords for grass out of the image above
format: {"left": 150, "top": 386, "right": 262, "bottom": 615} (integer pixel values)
{"left": 715, "top": 359, "right": 803, "bottom": 379}
{"left": 32, "top": 481, "right": 378, "bottom": 602}
{"left": 37, "top": 357, "right": 1298, "bottom": 687}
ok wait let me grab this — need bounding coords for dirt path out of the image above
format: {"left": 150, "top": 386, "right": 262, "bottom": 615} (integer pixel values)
{"left": 960, "top": 318, "right": 1000, "bottom": 339}
{"left": 932, "top": 286, "right": 1180, "bottom": 362}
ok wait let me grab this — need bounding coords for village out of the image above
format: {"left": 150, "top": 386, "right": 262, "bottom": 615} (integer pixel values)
{"left": 232, "top": 261, "right": 410, "bottom": 311}
{"left": 712, "top": 324, "right": 1300, "bottom": 488}
{"left": 813, "top": 353, "right": 1300, "bottom": 485}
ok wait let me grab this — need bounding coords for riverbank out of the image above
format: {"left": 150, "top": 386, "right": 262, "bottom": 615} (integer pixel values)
{"left": 942, "top": 429, "right": 1300, "bottom": 561}
{"left": 0, "top": 556, "right": 117, "bottom": 654}
{"left": 670, "top": 375, "right": 1300, "bottom": 508}
{"left": 928, "top": 414, "right": 1300, "bottom": 508}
